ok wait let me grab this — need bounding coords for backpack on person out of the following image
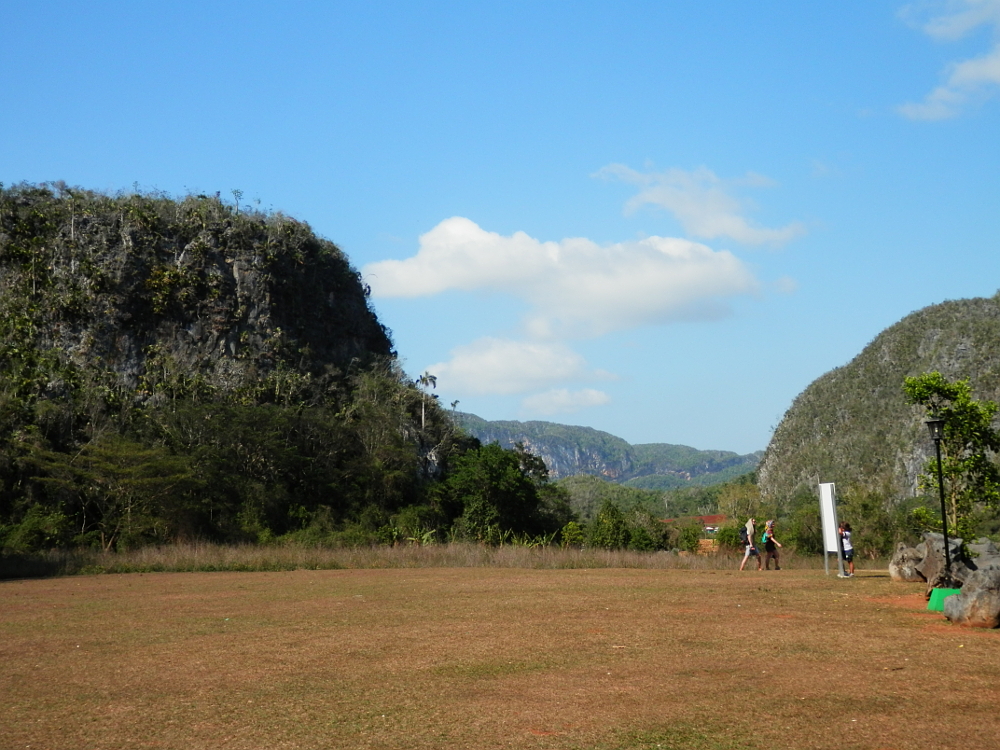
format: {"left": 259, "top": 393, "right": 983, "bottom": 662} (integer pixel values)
{"left": 738, "top": 526, "right": 749, "bottom": 545}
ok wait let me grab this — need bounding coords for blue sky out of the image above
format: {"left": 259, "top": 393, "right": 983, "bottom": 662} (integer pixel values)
{"left": 3, "top": 1, "right": 999, "bottom": 454}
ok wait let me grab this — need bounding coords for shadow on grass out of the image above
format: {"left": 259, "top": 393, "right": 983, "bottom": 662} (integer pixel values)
{"left": 0, "top": 552, "right": 80, "bottom": 580}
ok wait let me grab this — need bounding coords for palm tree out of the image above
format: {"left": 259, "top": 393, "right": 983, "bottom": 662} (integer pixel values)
{"left": 417, "top": 372, "right": 437, "bottom": 431}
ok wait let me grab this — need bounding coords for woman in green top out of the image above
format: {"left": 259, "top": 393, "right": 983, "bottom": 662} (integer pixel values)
{"left": 763, "top": 520, "right": 782, "bottom": 570}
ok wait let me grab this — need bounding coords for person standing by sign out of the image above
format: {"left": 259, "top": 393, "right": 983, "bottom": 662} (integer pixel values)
{"left": 839, "top": 522, "right": 855, "bottom": 577}
{"left": 762, "top": 520, "right": 782, "bottom": 570}
{"left": 739, "top": 518, "right": 761, "bottom": 571}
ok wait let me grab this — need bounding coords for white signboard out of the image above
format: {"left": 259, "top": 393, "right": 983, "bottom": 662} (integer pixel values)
{"left": 819, "top": 482, "right": 840, "bottom": 554}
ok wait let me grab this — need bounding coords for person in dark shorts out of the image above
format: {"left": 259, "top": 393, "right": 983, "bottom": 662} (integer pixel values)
{"left": 762, "top": 519, "right": 782, "bottom": 570}
{"left": 839, "top": 522, "right": 855, "bottom": 576}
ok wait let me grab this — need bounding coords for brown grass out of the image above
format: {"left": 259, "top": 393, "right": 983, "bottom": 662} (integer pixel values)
{"left": 2, "top": 567, "right": 996, "bottom": 750}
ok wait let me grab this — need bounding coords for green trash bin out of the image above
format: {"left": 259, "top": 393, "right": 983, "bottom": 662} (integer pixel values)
{"left": 927, "top": 587, "right": 961, "bottom": 612}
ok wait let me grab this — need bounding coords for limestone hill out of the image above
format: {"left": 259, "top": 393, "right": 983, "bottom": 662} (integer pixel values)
{"left": 0, "top": 183, "right": 392, "bottom": 410}
{"left": 758, "top": 293, "right": 1000, "bottom": 503}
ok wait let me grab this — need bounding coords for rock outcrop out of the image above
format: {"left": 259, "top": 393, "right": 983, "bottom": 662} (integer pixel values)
{"left": 914, "top": 533, "right": 972, "bottom": 590}
{"left": 889, "top": 541, "right": 926, "bottom": 583}
{"left": 454, "top": 413, "right": 761, "bottom": 484}
{"left": 0, "top": 185, "right": 393, "bottom": 408}
{"left": 892, "top": 533, "right": 1000, "bottom": 627}
{"left": 944, "top": 569, "right": 1000, "bottom": 628}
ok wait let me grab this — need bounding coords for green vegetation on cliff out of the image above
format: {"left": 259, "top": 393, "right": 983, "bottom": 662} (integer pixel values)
{"left": 759, "top": 293, "right": 1000, "bottom": 505}
{"left": 757, "top": 294, "right": 1000, "bottom": 551}
{"left": 0, "top": 183, "right": 569, "bottom": 552}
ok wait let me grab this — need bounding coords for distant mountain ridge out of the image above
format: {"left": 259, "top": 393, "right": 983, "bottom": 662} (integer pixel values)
{"left": 453, "top": 413, "right": 761, "bottom": 488}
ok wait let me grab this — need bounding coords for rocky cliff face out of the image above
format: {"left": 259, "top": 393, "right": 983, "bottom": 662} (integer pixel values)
{"left": 758, "top": 294, "right": 1000, "bottom": 502}
{"left": 454, "top": 414, "right": 633, "bottom": 479}
{"left": 0, "top": 184, "right": 482, "bottom": 550}
{"left": 454, "top": 413, "right": 760, "bottom": 486}
{"left": 0, "top": 184, "right": 391, "bottom": 408}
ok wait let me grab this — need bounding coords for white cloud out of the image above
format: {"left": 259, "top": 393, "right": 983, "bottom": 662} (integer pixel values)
{"left": 426, "top": 337, "right": 594, "bottom": 396}
{"left": 367, "top": 168, "right": 796, "bottom": 404}
{"left": 898, "top": 83, "right": 969, "bottom": 120}
{"left": 364, "top": 217, "right": 760, "bottom": 338}
{"left": 520, "top": 388, "right": 611, "bottom": 416}
{"left": 594, "top": 164, "right": 806, "bottom": 246}
{"left": 917, "top": 0, "right": 1000, "bottom": 40}
{"left": 899, "top": 0, "right": 1000, "bottom": 120}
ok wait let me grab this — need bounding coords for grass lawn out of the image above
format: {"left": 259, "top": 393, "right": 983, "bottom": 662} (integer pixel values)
{"left": 2, "top": 565, "right": 997, "bottom": 749}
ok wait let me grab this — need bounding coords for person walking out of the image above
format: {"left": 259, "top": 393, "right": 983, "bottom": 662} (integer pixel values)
{"left": 739, "top": 517, "right": 761, "bottom": 571}
{"left": 839, "top": 522, "right": 855, "bottom": 577}
{"left": 762, "top": 519, "right": 782, "bottom": 570}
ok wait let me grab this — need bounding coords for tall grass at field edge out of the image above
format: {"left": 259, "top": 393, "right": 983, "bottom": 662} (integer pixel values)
{"left": 0, "top": 543, "right": 871, "bottom": 579}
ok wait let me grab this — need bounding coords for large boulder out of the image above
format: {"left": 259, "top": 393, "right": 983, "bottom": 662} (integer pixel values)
{"left": 943, "top": 569, "right": 1000, "bottom": 628}
{"left": 915, "top": 533, "right": 972, "bottom": 593}
{"left": 966, "top": 538, "right": 1000, "bottom": 573}
{"left": 967, "top": 538, "right": 999, "bottom": 557}
{"left": 889, "top": 541, "right": 926, "bottom": 582}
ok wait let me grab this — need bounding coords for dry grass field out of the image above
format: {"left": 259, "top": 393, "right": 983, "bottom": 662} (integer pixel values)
{"left": 2, "top": 563, "right": 998, "bottom": 750}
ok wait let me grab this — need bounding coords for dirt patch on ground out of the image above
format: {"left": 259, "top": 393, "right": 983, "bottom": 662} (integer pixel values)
{"left": 863, "top": 593, "right": 925, "bottom": 606}
{"left": 2, "top": 568, "right": 998, "bottom": 749}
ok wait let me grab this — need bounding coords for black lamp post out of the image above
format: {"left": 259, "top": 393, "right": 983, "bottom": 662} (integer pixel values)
{"left": 925, "top": 414, "right": 953, "bottom": 585}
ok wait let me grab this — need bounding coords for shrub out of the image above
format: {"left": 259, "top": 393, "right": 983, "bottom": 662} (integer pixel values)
{"left": 1, "top": 506, "right": 73, "bottom": 552}
{"left": 715, "top": 523, "right": 742, "bottom": 550}
{"left": 587, "top": 500, "right": 630, "bottom": 549}
{"left": 628, "top": 526, "right": 658, "bottom": 552}
{"left": 560, "top": 521, "right": 585, "bottom": 548}
{"left": 332, "top": 525, "right": 380, "bottom": 547}
{"left": 676, "top": 521, "right": 703, "bottom": 553}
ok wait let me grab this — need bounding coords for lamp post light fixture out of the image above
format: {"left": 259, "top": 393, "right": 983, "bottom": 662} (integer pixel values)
{"left": 925, "top": 413, "right": 953, "bottom": 585}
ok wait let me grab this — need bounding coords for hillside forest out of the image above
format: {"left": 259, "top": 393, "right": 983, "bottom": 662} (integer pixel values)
{"left": 3, "top": 183, "right": 999, "bottom": 562}
{"left": 0, "top": 184, "right": 585, "bottom": 553}
{"left": 1, "top": 183, "right": 731, "bottom": 557}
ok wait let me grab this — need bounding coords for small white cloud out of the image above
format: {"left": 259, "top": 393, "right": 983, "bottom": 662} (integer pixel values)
{"left": 916, "top": 0, "right": 1000, "bottom": 40}
{"left": 898, "top": 84, "right": 968, "bottom": 120}
{"left": 594, "top": 164, "right": 806, "bottom": 246}
{"left": 899, "top": 1, "right": 1000, "bottom": 120}
{"left": 364, "top": 217, "right": 760, "bottom": 338}
{"left": 520, "top": 388, "right": 611, "bottom": 416}
{"left": 364, "top": 217, "right": 551, "bottom": 298}
{"left": 426, "top": 337, "right": 597, "bottom": 396}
